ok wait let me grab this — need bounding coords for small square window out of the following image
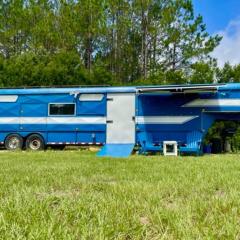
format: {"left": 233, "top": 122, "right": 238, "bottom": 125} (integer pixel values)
{"left": 49, "top": 104, "right": 75, "bottom": 116}
{"left": 166, "top": 144, "right": 175, "bottom": 153}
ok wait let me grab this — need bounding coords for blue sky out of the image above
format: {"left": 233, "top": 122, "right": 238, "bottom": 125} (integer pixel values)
{"left": 193, "top": 0, "right": 240, "bottom": 33}
{"left": 193, "top": 0, "right": 240, "bottom": 66}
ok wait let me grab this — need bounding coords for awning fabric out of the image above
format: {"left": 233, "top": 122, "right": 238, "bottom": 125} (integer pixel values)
{"left": 137, "top": 84, "right": 224, "bottom": 94}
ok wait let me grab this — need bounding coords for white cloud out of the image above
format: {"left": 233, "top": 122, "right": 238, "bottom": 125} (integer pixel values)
{"left": 212, "top": 19, "right": 240, "bottom": 67}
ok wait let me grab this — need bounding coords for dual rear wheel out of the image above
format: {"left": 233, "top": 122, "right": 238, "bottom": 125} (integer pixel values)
{"left": 5, "top": 134, "right": 45, "bottom": 151}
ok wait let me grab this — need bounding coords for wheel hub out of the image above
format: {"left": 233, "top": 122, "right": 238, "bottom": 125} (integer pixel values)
{"left": 9, "top": 137, "right": 20, "bottom": 149}
{"left": 29, "top": 139, "right": 41, "bottom": 150}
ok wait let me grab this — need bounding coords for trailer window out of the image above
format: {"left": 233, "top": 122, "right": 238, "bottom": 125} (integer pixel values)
{"left": 0, "top": 95, "right": 18, "bottom": 102}
{"left": 79, "top": 94, "right": 104, "bottom": 101}
{"left": 49, "top": 103, "right": 75, "bottom": 116}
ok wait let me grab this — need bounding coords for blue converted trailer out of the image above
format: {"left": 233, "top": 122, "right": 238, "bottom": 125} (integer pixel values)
{"left": 1, "top": 83, "right": 240, "bottom": 157}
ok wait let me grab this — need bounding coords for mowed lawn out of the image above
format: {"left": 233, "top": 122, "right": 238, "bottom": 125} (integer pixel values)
{"left": 0, "top": 151, "right": 240, "bottom": 239}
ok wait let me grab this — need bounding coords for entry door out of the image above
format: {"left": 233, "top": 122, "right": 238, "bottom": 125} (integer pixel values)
{"left": 106, "top": 93, "right": 135, "bottom": 144}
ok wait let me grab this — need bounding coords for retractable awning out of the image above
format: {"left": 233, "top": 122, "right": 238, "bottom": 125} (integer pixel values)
{"left": 137, "top": 84, "right": 225, "bottom": 94}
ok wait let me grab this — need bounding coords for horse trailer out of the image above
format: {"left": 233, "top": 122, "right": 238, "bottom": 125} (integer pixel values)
{"left": 0, "top": 83, "right": 240, "bottom": 157}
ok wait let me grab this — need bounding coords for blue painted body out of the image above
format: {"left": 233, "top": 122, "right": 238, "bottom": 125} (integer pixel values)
{"left": 136, "top": 83, "right": 240, "bottom": 155}
{"left": 0, "top": 91, "right": 108, "bottom": 145}
{"left": 0, "top": 83, "right": 239, "bottom": 156}
{"left": 97, "top": 144, "right": 135, "bottom": 157}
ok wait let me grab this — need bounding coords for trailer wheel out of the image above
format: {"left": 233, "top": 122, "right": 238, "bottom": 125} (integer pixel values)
{"left": 26, "top": 134, "right": 45, "bottom": 151}
{"left": 5, "top": 134, "right": 23, "bottom": 151}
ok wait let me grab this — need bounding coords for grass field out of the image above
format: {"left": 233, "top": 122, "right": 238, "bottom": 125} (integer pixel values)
{"left": 0, "top": 151, "right": 240, "bottom": 239}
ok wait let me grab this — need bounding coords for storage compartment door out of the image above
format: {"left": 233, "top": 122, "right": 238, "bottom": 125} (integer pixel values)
{"left": 20, "top": 103, "right": 47, "bottom": 131}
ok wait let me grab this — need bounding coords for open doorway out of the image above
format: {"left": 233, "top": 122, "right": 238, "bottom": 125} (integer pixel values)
{"left": 203, "top": 120, "right": 240, "bottom": 154}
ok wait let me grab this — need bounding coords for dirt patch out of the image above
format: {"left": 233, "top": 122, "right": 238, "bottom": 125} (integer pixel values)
{"left": 140, "top": 216, "right": 150, "bottom": 225}
{"left": 35, "top": 189, "right": 81, "bottom": 199}
{"left": 163, "top": 199, "right": 178, "bottom": 210}
{"left": 215, "top": 190, "right": 226, "bottom": 198}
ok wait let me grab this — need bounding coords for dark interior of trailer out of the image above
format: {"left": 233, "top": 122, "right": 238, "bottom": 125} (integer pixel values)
{"left": 203, "top": 120, "right": 240, "bottom": 154}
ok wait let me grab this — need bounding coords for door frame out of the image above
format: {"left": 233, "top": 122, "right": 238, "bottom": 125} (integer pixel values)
{"left": 106, "top": 93, "right": 136, "bottom": 144}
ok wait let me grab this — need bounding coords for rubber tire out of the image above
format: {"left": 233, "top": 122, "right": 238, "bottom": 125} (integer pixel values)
{"left": 25, "top": 134, "right": 45, "bottom": 151}
{"left": 5, "top": 134, "right": 23, "bottom": 151}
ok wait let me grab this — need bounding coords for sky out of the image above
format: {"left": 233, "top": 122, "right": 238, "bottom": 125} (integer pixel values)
{"left": 193, "top": 0, "right": 240, "bottom": 67}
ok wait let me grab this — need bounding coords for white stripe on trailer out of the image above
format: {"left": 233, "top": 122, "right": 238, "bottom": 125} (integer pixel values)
{"left": 182, "top": 99, "right": 240, "bottom": 107}
{"left": 47, "top": 117, "right": 106, "bottom": 124}
{"left": 136, "top": 116, "right": 198, "bottom": 124}
{"left": 0, "top": 117, "right": 20, "bottom": 124}
{"left": 0, "top": 117, "right": 106, "bottom": 124}
{"left": 21, "top": 117, "right": 46, "bottom": 124}
{"left": 48, "top": 142, "right": 103, "bottom": 145}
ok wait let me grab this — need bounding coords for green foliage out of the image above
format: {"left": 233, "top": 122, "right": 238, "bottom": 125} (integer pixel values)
{"left": 190, "top": 59, "right": 217, "bottom": 84}
{"left": 204, "top": 121, "right": 240, "bottom": 152}
{"left": 0, "top": 0, "right": 221, "bottom": 86}
{"left": 0, "top": 51, "right": 89, "bottom": 86}
{"left": 216, "top": 63, "right": 235, "bottom": 83}
{"left": 216, "top": 63, "right": 240, "bottom": 83}
{"left": 232, "top": 128, "right": 240, "bottom": 151}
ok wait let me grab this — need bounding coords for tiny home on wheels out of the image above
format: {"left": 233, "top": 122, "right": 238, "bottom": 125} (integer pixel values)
{"left": 0, "top": 83, "right": 240, "bottom": 157}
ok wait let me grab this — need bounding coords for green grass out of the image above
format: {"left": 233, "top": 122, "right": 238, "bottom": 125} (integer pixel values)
{"left": 0, "top": 151, "right": 240, "bottom": 239}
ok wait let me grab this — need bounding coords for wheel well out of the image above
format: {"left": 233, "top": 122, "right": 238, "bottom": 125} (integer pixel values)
{"left": 23, "top": 133, "right": 45, "bottom": 149}
{"left": 25, "top": 133, "right": 46, "bottom": 150}
{"left": 5, "top": 133, "right": 45, "bottom": 142}
{"left": 25, "top": 133, "right": 45, "bottom": 141}
{"left": 4, "top": 133, "right": 23, "bottom": 142}
{"left": 4, "top": 133, "right": 24, "bottom": 150}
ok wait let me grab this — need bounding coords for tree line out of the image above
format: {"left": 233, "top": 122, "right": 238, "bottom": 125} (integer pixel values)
{"left": 0, "top": 0, "right": 238, "bottom": 87}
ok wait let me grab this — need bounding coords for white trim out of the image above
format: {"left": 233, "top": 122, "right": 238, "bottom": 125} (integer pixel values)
{"left": 136, "top": 116, "right": 198, "bottom": 124}
{"left": 47, "top": 117, "right": 106, "bottom": 124}
{"left": 20, "top": 117, "right": 46, "bottom": 124}
{"left": 0, "top": 116, "right": 198, "bottom": 125}
{"left": 0, "top": 117, "right": 20, "bottom": 124}
{"left": 183, "top": 99, "right": 240, "bottom": 107}
{"left": 0, "top": 117, "right": 106, "bottom": 124}
{"left": 163, "top": 141, "right": 178, "bottom": 156}
{"left": 0, "top": 95, "right": 18, "bottom": 102}
{"left": 79, "top": 94, "right": 104, "bottom": 101}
